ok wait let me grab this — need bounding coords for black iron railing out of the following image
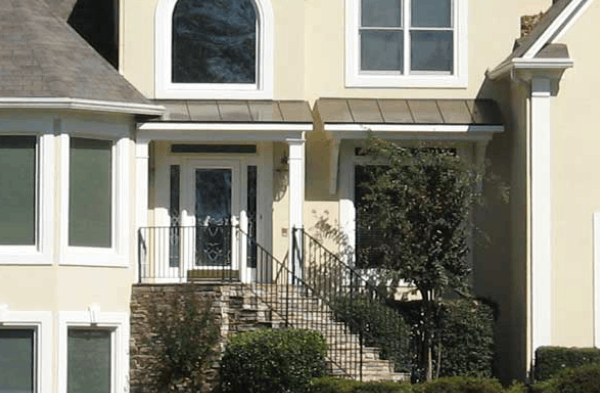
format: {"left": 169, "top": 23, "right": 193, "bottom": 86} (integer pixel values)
{"left": 293, "top": 227, "right": 411, "bottom": 376}
{"left": 240, "top": 226, "right": 369, "bottom": 380}
{"left": 138, "top": 225, "right": 238, "bottom": 283}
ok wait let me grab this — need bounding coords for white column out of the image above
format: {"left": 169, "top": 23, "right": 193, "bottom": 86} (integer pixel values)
{"left": 135, "top": 139, "right": 150, "bottom": 282}
{"left": 136, "top": 139, "right": 150, "bottom": 229}
{"left": 530, "top": 76, "right": 553, "bottom": 356}
{"left": 288, "top": 137, "right": 306, "bottom": 280}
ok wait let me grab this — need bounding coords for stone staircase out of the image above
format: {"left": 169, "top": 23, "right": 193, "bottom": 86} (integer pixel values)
{"left": 236, "top": 283, "right": 407, "bottom": 382}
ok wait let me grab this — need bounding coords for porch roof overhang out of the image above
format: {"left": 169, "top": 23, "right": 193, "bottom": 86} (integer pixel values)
{"left": 313, "top": 98, "right": 505, "bottom": 194}
{"left": 137, "top": 100, "right": 313, "bottom": 141}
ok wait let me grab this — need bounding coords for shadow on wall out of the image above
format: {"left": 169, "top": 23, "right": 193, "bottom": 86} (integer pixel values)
{"left": 474, "top": 77, "right": 529, "bottom": 384}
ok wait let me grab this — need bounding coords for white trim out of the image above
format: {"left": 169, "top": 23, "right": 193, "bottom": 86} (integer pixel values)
{"left": 58, "top": 310, "right": 129, "bottom": 393}
{"left": 550, "top": 0, "right": 594, "bottom": 43}
{"left": 487, "top": 58, "right": 574, "bottom": 80}
{"left": 324, "top": 124, "right": 504, "bottom": 133}
{"left": 139, "top": 123, "right": 312, "bottom": 132}
{"left": 59, "top": 133, "right": 130, "bottom": 267}
{"left": 345, "top": 0, "right": 468, "bottom": 88}
{"left": 0, "top": 131, "right": 55, "bottom": 265}
{"left": 530, "top": 76, "right": 553, "bottom": 356}
{"left": 288, "top": 138, "right": 306, "bottom": 279}
{"left": 0, "top": 308, "right": 52, "bottom": 393}
{"left": 0, "top": 98, "right": 163, "bottom": 116}
{"left": 523, "top": 0, "right": 588, "bottom": 59}
{"left": 155, "top": 0, "right": 274, "bottom": 99}
{"left": 137, "top": 126, "right": 310, "bottom": 143}
{"left": 594, "top": 212, "right": 600, "bottom": 348}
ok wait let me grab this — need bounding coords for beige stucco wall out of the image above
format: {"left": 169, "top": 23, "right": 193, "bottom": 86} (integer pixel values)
{"left": 121, "top": 0, "right": 550, "bottom": 101}
{"left": 550, "top": 0, "right": 600, "bottom": 348}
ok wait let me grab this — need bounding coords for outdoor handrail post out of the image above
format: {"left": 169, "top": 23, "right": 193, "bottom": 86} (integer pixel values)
{"left": 137, "top": 228, "right": 142, "bottom": 284}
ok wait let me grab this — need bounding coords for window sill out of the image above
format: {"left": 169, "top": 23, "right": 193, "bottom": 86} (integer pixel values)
{"left": 156, "top": 83, "right": 273, "bottom": 100}
{"left": 345, "top": 73, "right": 468, "bottom": 89}
{"left": 0, "top": 246, "right": 52, "bottom": 265}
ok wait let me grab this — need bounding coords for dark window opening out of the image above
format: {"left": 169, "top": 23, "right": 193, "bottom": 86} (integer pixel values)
{"left": 68, "top": 0, "right": 119, "bottom": 68}
{"left": 172, "top": 0, "right": 257, "bottom": 83}
{"left": 171, "top": 144, "right": 257, "bottom": 154}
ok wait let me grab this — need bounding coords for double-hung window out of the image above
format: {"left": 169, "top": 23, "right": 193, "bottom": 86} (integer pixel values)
{"left": 0, "top": 131, "right": 54, "bottom": 265}
{"left": 60, "top": 130, "right": 129, "bottom": 267}
{"left": 346, "top": 0, "right": 467, "bottom": 87}
{"left": 0, "top": 136, "right": 37, "bottom": 247}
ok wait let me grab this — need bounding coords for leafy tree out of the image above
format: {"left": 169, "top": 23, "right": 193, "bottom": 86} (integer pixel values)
{"left": 356, "top": 138, "right": 484, "bottom": 381}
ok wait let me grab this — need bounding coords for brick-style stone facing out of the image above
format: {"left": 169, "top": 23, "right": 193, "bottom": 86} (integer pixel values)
{"left": 130, "top": 283, "right": 274, "bottom": 393}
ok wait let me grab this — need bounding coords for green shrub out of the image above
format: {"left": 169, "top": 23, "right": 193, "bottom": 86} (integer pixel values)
{"left": 414, "top": 376, "right": 504, "bottom": 393}
{"left": 220, "top": 329, "right": 327, "bottom": 393}
{"left": 333, "top": 294, "right": 411, "bottom": 372}
{"left": 534, "top": 346, "right": 600, "bottom": 381}
{"left": 308, "top": 377, "right": 412, "bottom": 393}
{"left": 436, "top": 300, "right": 495, "bottom": 378}
{"left": 396, "top": 299, "right": 495, "bottom": 379}
{"left": 552, "top": 363, "right": 600, "bottom": 393}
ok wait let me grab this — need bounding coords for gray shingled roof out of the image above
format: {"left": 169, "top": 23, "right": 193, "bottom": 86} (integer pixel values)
{"left": 314, "top": 98, "right": 504, "bottom": 126}
{"left": 152, "top": 100, "right": 314, "bottom": 123}
{"left": 0, "top": 0, "right": 152, "bottom": 105}
{"left": 44, "top": 0, "right": 76, "bottom": 19}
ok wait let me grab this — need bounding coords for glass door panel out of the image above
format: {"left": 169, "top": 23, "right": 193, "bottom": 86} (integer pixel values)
{"left": 195, "top": 168, "right": 232, "bottom": 266}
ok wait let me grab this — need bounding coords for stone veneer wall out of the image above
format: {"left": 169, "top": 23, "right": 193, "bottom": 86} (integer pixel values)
{"left": 130, "top": 283, "right": 272, "bottom": 393}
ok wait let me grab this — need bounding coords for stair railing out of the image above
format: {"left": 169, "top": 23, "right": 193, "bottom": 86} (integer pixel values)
{"left": 292, "top": 227, "right": 411, "bottom": 377}
{"left": 237, "top": 226, "right": 369, "bottom": 380}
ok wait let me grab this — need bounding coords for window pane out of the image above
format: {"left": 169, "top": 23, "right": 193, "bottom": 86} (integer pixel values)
{"left": 67, "top": 329, "right": 111, "bottom": 393}
{"left": 410, "top": 30, "right": 453, "bottom": 72}
{"left": 0, "top": 136, "right": 36, "bottom": 246}
{"left": 69, "top": 138, "right": 112, "bottom": 248}
{"left": 361, "top": 30, "right": 403, "bottom": 71}
{"left": 361, "top": 0, "right": 401, "bottom": 27}
{"left": 172, "top": 0, "right": 256, "bottom": 83}
{"left": 411, "top": 0, "right": 452, "bottom": 28}
{"left": 0, "top": 329, "right": 34, "bottom": 393}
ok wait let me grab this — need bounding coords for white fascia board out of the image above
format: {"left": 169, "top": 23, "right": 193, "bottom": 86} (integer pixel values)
{"left": 324, "top": 124, "right": 503, "bottom": 141}
{"left": 523, "top": 0, "right": 588, "bottom": 59}
{"left": 487, "top": 58, "right": 574, "bottom": 80}
{"left": 0, "top": 98, "right": 164, "bottom": 116}
{"left": 138, "top": 122, "right": 312, "bottom": 132}
{"left": 324, "top": 124, "right": 504, "bottom": 133}
{"left": 137, "top": 122, "right": 311, "bottom": 142}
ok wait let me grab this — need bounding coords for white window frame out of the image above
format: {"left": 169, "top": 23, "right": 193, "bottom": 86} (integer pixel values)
{"left": 345, "top": 0, "right": 468, "bottom": 88}
{"left": 155, "top": 0, "right": 274, "bottom": 99}
{"left": 0, "top": 124, "right": 55, "bottom": 266}
{"left": 58, "top": 310, "right": 129, "bottom": 393}
{"left": 0, "top": 307, "right": 52, "bottom": 393}
{"left": 59, "top": 120, "right": 130, "bottom": 267}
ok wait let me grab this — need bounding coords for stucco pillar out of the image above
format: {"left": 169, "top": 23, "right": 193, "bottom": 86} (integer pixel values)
{"left": 288, "top": 137, "right": 305, "bottom": 280}
{"left": 530, "top": 76, "right": 552, "bottom": 356}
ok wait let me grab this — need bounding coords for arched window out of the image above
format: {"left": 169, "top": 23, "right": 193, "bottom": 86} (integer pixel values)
{"left": 156, "top": 0, "right": 273, "bottom": 99}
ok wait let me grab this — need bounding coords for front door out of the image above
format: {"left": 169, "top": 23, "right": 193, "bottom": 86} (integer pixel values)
{"left": 182, "top": 161, "right": 241, "bottom": 280}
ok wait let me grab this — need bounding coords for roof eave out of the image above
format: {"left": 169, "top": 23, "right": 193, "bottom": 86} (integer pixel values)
{"left": 0, "top": 97, "right": 165, "bottom": 116}
{"left": 486, "top": 58, "right": 574, "bottom": 80}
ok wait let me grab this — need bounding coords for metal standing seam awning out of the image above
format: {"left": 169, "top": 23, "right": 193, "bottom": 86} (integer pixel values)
{"left": 137, "top": 100, "right": 314, "bottom": 141}
{"left": 312, "top": 98, "right": 505, "bottom": 194}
